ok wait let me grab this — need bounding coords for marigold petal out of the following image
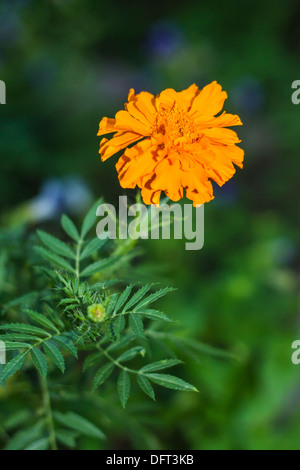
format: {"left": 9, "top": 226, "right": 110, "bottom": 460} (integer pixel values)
{"left": 141, "top": 187, "right": 161, "bottom": 206}
{"left": 115, "top": 110, "right": 151, "bottom": 136}
{"left": 202, "top": 127, "right": 241, "bottom": 145}
{"left": 190, "top": 81, "right": 227, "bottom": 117}
{"left": 195, "top": 111, "right": 243, "bottom": 129}
{"left": 182, "top": 165, "right": 214, "bottom": 206}
{"left": 99, "top": 132, "right": 143, "bottom": 161}
{"left": 156, "top": 88, "right": 177, "bottom": 109}
{"left": 206, "top": 144, "right": 244, "bottom": 186}
{"left": 176, "top": 83, "right": 199, "bottom": 110}
{"left": 117, "top": 139, "right": 156, "bottom": 188}
{"left": 97, "top": 117, "right": 116, "bottom": 136}
{"left": 127, "top": 88, "right": 136, "bottom": 103}
{"left": 127, "top": 91, "right": 156, "bottom": 125}
{"left": 147, "top": 157, "right": 183, "bottom": 202}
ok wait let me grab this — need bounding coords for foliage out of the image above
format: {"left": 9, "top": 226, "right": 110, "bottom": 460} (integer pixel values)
{"left": 0, "top": 201, "right": 207, "bottom": 450}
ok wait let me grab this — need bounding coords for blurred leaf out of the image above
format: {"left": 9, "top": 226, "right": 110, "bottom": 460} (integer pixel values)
{"left": 61, "top": 215, "right": 80, "bottom": 242}
{"left": 129, "top": 313, "right": 144, "bottom": 337}
{"left": 81, "top": 255, "right": 121, "bottom": 277}
{"left": 31, "top": 348, "right": 48, "bottom": 377}
{"left": 37, "top": 230, "right": 75, "bottom": 259}
{"left": 140, "top": 359, "right": 182, "bottom": 373}
{"left": 25, "top": 309, "right": 59, "bottom": 333}
{"left": 117, "top": 370, "right": 131, "bottom": 408}
{"left": 92, "top": 362, "right": 114, "bottom": 392}
{"left": 146, "top": 373, "right": 198, "bottom": 392}
{"left": 135, "top": 287, "right": 175, "bottom": 311}
{"left": 80, "top": 237, "right": 108, "bottom": 260}
{"left": 52, "top": 335, "right": 78, "bottom": 358}
{"left": 137, "top": 375, "right": 155, "bottom": 401}
{"left": 54, "top": 412, "right": 105, "bottom": 439}
{"left": 117, "top": 346, "right": 145, "bottom": 363}
{"left": 123, "top": 285, "right": 152, "bottom": 312}
{"left": 0, "top": 352, "right": 27, "bottom": 385}
{"left": 35, "top": 246, "right": 75, "bottom": 273}
{"left": 43, "top": 342, "right": 65, "bottom": 373}
{"left": 81, "top": 198, "right": 103, "bottom": 239}
{"left": 0, "top": 323, "right": 50, "bottom": 337}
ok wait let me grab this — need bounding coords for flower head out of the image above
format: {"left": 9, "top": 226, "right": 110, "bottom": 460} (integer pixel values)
{"left": 98, "top": 82, "right": 244, "bottom": 206}
{"left": 87, "top": 304, "right": 107, "bottom": 323}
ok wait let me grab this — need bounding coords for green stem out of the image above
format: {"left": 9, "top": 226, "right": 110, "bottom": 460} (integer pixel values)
{"left": 40, "top": 375, "right": 57, "bottom": 451}
{"left": 75, "top": 238, "right": 83, "bottom": 279}
{"left": 96, "top": 344, "right": 142, "bottom": 376}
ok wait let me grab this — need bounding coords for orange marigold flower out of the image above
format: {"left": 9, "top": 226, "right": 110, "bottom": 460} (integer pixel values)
{"left": 98, "top": 81, "right": 244, "bottom": 206}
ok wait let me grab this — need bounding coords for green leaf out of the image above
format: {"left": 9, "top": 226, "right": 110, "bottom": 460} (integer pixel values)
{"left": 37, "top": 230, "right": 75, "bottom": 259}
{"left": 81, "top": 255, "right": 121, "bottom": 277}
{"left": 106, "top": 293, "right": 119, "bottom": 316}
{"left": 3, "top": 341, "right": 31, "bottom": 350}
{"left": 0, "top": 333, "right": 41, "bottom": 342}
{"left": 80, "top": 237, "right": 108, "bottom": 260}
{"left": 4, "top": 422, "right": 44, "bottom": 450}
{"left": 35, "top": 246, "right": 75, "bottom": 273}
{"left": 92, "top": 362, "right": 114, "bottom": 392}
{"left": 0, "top": 323, "right": 50, "bottom": 337}
{"left": 61, "top": 215, "right": 80, "bottom": 242}
{"left": 54, "top": 412, "right": 105, "bottom": 439}
{"left": 31, "top": 348, "right": 48, "bottom": 377}
{"left": 24, "top": 437, "right": 49, "bottom": 451}
{"left": 137, "top": 309, "right": 171, "bottom": 322}
{"left": 146, "top": 373, "right": 198, "bottom": 392}
{"left": 135, "top": 287, "right": 175, "bottom": 311}
{"left": 106, "top": 334, "right": 135, "bottom": 353}
{"left": 117, "top": 370, "right": 131, "bottom": 408}
{"left": 171, "top": 335, "right": 237, "bottom": 360}
{"left": 140, "top": 359, "right": 182, "bottom": 373}
{"left": 56, "top": 429, "right": 78, "bottom": 448}
{"left": 113, "top": 315, "right": 125, "bottom": 339}
{"left": 90, "top": 280, "right": 121, "bottom": 290}
{"left": 113, "top": 284, "right": 136, "bottom": 314}
{"left": 123, "top": 284, "right": 152, "bottom": 312}
{"left": 137, "top": 375, "right": 155, "bottom": 400}
{"left": 81, "top": 198, "right": 103, "bottom": 239}
{"left": 3, "top": 410, "right": 31, "bottom": 430}
{"left": 44, "top": 305, "right": 65, "bottom": 329}
{"left": 52, "top": 336, "right": 78, "bottom": 358}
{"left": 117, "top": 346, "right": 145, "bottom": 363}
{"left": 0, "top": 352, "right": 27, "bottom": 385}
{"left": 25, "top": 309, "right": 59, "bottom": 333}
{"left": 129, "top": 313, "right": 144, "bottom": 337}
{"left": 43, "top": 341, "right": 65, "bottom": 373}
{"left": 2, "top": 292, "right": 38, "bottom": 314}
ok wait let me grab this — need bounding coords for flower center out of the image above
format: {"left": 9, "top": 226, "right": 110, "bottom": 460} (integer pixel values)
{"left": 152, "top": 105, "right": 196, "bottom": 145}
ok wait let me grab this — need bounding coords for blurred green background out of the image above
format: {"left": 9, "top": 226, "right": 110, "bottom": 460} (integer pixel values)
{"left": 0, "top": 0, "right": 299, "bottom": 450}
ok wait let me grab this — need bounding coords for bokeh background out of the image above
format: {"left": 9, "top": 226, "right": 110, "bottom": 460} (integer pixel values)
{"left": 0, "top": 0, "right": 299, "bottom": 450}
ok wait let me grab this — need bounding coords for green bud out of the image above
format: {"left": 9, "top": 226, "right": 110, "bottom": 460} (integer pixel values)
{"left": 87, "top": 303, "right": 107, "bottom": 323}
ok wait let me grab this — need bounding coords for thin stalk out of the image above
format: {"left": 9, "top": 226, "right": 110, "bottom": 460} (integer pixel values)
{"left": 96, "top": 344, "right": 142, "bottom": 376}
{"left": 40, "top": 375, "right": 57, "bottom": 451}
{"left": 75, "top": 238, "right": 83, "bottom": 279}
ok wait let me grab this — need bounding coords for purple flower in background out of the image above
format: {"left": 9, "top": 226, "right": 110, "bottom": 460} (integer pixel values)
{"left": 30, "top": 177, "right": 92, "bottom": 222}
{"left": 145, "top": 20, "right": 185, "bottom": 59}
